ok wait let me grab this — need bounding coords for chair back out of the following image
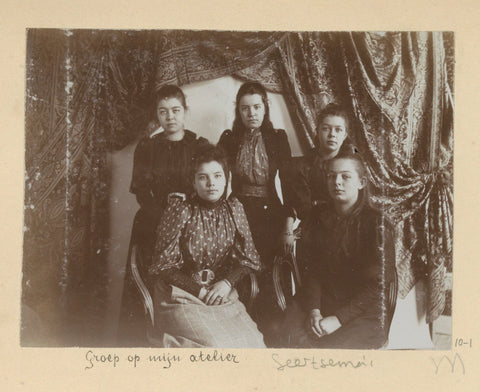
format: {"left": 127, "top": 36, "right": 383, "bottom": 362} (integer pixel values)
{"left": 385, "top": 268, "right": 398, "bottom": 336}
{"left": 129, "top": 242, "right": 155, "bottom": 326}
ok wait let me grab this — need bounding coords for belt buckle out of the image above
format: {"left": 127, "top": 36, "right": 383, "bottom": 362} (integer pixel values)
{"left": 193, "top": 269, "right": 215, "bottom": 287}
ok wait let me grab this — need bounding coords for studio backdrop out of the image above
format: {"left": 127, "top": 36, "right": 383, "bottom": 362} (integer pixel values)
{"left": 23, "top": 30, "right": 453, "bottom": 345}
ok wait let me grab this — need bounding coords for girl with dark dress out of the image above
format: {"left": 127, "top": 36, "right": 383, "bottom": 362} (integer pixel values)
{"left": 281, "top": 103, "right": 355, "bottom": 254}
{"left": 119, "top": 85, "right": 208, "bottom": 344}
{"left": 148, "top": 145, "right": 265, "bottom": 348}
{"left": 217, "top": 81, "right": 293, "bottom": 344}
{"left": 130, "top": 85, "right": 208, "bottom": 261}
{"left": 283, "top": 152, "right": 396, "bottom": 349}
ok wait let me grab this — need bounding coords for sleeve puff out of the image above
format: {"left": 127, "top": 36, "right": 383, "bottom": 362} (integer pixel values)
{"left": 226, "top": 197, "right": 262, "bottom": 272}
{"left": 217, "top": 130, "right": 231, "bottom": 149}
{"left": 274, "top": 129, "right": 296, "bottom": 218}
{"left": 130, "top": 137, "right": 156, "bottom": 210}
{"left": 148, "top": 199, "right": 192, "bottom": 275}
{"left": 217, "top": 130, "right": 236, "bottom": 167}
{"left": 282, "top": 155, "right": 315, "bottom": 221}
{"left": 274, "top": 129, "right": 292, "bottom": 164}
{"left": 197, "top": 136, "right": 210, "bottom": 147}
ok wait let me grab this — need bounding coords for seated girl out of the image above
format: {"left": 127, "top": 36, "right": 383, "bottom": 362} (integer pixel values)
{"left": 148, "top": 144, "right": 266, "bottom": 348}
{"left": 282, "top": 151, "right": 396, "bottom": 349}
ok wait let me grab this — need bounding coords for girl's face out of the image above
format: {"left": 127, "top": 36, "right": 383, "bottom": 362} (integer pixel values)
{"left": 156, "top": 97, "right": 186, "bottom": 135}
{"left": 239, "top": 93, "right": 266, "bottom": 130}
{"left": 317, "top": 115, "right": 347, "bottom": 154}
{"left": 326, "top": 158, "right": 365, "bottom": 206}
{"left": 193, "top": 161, "right": 227, "bottom": 203}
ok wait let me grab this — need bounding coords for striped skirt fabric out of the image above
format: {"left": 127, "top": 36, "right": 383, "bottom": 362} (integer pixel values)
{"left": 151, "top": 285, "right": 266, "bottom": 348}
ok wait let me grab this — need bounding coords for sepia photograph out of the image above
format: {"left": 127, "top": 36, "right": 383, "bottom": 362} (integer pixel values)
{"left": 22, "top": 29, "right": 454, "bottom": 350}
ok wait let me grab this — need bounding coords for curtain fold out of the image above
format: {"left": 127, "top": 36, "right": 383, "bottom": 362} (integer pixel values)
{"left": 95, "top": 30, "right": 288, "bottom": 148}
{"left": 336, "top": 32, "right": 453, "bottom": 322}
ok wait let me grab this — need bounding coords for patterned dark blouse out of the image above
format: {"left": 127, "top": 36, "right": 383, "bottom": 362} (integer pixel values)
{"left": 149, "top": 197, "right": 262, "bottom": 297}
{"left": 217, "top": 127, "right": 293, "bottom": 216}
{"left": 235, "top": 129, "right": 269, "bottom": 196}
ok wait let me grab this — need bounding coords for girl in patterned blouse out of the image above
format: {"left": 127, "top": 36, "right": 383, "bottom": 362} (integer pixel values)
{"left": 148, "top": 144, "right": 265, "bottom": 348}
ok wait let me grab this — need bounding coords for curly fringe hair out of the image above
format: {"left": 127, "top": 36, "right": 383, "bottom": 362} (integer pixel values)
{"left": 191, "top": 143, "right": 230, "bottom": 186}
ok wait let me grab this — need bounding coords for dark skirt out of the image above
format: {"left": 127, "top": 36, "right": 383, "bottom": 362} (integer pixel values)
{"left": 236, "top": 194, "right": 285, "bottom": 346}
{"left": 236, "top": 195, "right": 282, "bottom": 267}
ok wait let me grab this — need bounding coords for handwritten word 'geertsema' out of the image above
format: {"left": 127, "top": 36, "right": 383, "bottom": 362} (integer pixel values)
{"left": 272, "top": 353, "right": 373, "bottom": 371}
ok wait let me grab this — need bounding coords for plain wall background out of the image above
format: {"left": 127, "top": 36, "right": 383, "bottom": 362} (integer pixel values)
{"left": 104, "top": 76, "right": 302, "bottom": 341}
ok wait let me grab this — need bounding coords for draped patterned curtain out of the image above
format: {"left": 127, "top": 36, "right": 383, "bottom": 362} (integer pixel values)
{"left": 24, "top": 29, "right": 114, "bottom": 344}
{"left": 337, "top": 32, "right": 453, "bottom": 322}
{"left": 274, "top": 32, "right": 341, "bottom": 148}
{"left": 258, "top": 32, "right": 453, "bottom": 322}
{"left": 23, "top": 30, "right": 453, "bottom": 344}
{"left": 104, "top": 30, "right": 287, "bottom": 145}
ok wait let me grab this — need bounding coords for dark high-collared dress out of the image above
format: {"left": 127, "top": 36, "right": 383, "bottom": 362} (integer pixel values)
{"left": 283, "top": 201, "right": 396, "bottom": 349}
{"left": 130, "top": 129, "right": 209, "bottom": 256}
